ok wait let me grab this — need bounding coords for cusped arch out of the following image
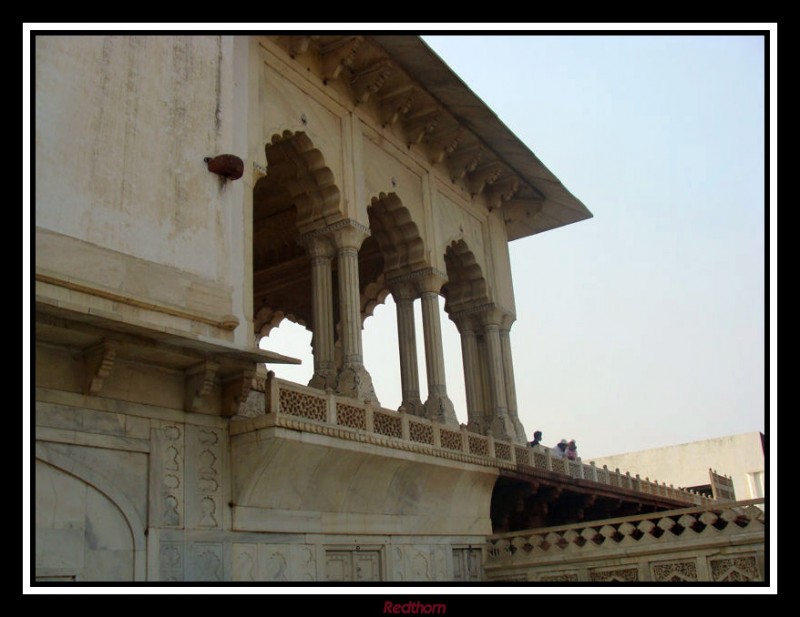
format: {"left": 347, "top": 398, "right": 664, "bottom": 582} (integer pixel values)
{"left": 443, "top": 239, "right": 489, "bottom": 314}
{"left": 253, "top": 131, "right": 347, "bottom": 347}
{"left": 367, "top": 192, "right": 428, "bottom": 279}
{"left": 255, "top": 130, "right": 343, "bottom": 234}
{"left": 254, "top": 306, "right": 307, "bottom": 341}
{"left": 359, "top": 192, "right": 430, "bottom": 323}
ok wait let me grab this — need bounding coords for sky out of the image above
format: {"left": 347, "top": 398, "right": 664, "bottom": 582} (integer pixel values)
{"left": 263, "top": 30, "right": 772, "bottom": 462}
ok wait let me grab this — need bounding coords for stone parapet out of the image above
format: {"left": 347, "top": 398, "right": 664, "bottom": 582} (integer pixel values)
{"left": 484, "top": 499, "right": 765, "bottom": 582}
{"left": 235, "top": 377, "right": 715, "bottom": 507}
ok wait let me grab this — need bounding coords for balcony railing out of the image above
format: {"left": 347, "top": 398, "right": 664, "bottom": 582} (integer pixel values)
{"left": 231, "top": 374, "right": 714, "bottom": 506}
{"left": 484, "top": 498, "right": 765, "bottom": 582}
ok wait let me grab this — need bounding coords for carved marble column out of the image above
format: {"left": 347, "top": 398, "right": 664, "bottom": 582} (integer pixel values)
{"left": 451, "top": 312, "right": 485, "bottom": 433}
{"left": 481, "top": 307, "right": 516, "bottom": 441}
{"left": 391, "top": 280, "right": 424, "bottom": 416}
{"left": 298, "top": 234, "right": 337, "bottom": 391}
{"left": 500, "top": 316, "right": 527, "bottom": 443}
{"left": 417, "top": 270, "right": 457, "bottom": 425}
{"left": 330, "top": 221, "right": 378, "bottom": 404}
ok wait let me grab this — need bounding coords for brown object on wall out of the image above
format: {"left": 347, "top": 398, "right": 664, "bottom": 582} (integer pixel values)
{"left": 206, "top": 154, "right": 244, "bottom": 180}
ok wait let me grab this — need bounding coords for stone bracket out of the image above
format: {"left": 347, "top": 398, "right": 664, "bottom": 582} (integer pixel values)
{"left": 320, "top": 36, "right": 364, "bottom": 82}
{"left": 221, "top": 364, "right": 258, "bottom": 418}
{"left": 184, "top": 358, "right": 220, "bottom": 413}
{"left": 351, "top": 59, "right": 393, "bottom": 104}
{"left": 83, "top": 339, "right": 120, "bottom": 395}
{"left": 485, "top": 176, "right": 520, "bottom": 211}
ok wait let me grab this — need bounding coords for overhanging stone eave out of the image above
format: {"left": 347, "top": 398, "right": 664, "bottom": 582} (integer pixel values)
{"left": 505, "top": 202, "right": 594, "bottom": 242}
{"left": 35, "top": 297, "right": 301, "bottom": 367}
{"left": 368, "top": 35, "right": 593, "bottom": 241}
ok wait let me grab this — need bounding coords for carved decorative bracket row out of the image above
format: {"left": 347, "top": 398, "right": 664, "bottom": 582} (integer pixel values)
{"left": 280, "top": 35, "right": 527, "bottom": 210}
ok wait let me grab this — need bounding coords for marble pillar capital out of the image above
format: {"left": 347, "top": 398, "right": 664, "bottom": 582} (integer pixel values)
{"left": 389, "top": 280, "right": 418, "bottom": 303}
{"left": 500, "top": 313, "right": 517, "bottom": 332}
{"left": 414, "top": 268, "right": 448, "bottom": 296}
{"left": 448, "top": 311, "right": 480, "bottom": 335}
{"left": 479, "top": 306, "right": 506, "bottom": 328}
{"left": 328, "top": 219, "right": 371, "bottom": 251}
{"left": 297, "top": 233, "right": 335, "bottom": 259}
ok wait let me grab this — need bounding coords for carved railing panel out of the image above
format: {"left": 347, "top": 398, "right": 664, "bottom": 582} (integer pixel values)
{"left": 486, "top": 499, "right": 765, "bottom": 565}
{"left": 373, "top": 410, "right": 402, "bottom": 439}
{"left": 278, "top": 385, "right": 327, "bottom": 422}
{"left": 336, "top": 402, "right": 366, "bottom": 430}
{"left": 440, "top": 429, "right": 463, "bottom": 451}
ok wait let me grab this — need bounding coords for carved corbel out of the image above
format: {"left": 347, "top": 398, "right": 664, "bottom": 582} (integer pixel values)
{"left": 403, "top": 105, "right": 441, "bottom": 145}
{"left": 320, "top": 36, "right": 364, "bottom": 82}
{"left": 83, "top": 339, "right": 120, "bottom": 395}
{"left": 288, "top": 35, "right": 317, "bottom": 57}
{"left": 484, "top": 176, "right": 520, "bottom": 211}
{"left": 184, "top": 358, "right": 220, "bottom": 413}
{"left": 447, "top": 145, "right": 484, "bottom": 180}
{"left": 351, "top": 59, "right": 393, "bottom": 104}
{"left": 379, "top": 85, "right": 416, "bottom": 127}
{"left": 467, "top": 164, "right": 503, "bottom": 196}
{"left": 222, "top": 364, "right": 258, "bottom": 417}
{"left": 426, "top": 127, "right": 464, "bottom": 164}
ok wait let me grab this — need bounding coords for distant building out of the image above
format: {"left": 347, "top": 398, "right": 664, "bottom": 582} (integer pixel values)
{"left": 590, "top": 432, "right": 765, "bottom": 502}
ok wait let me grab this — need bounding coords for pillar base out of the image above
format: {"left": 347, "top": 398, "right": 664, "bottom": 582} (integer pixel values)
{"left": 490, "top": 413, "right": 517, "bottom": 442}
{"left": 468, "top": 418, "right": 487, "bottom": 435}
{"left": 336, "top": 365, "right": 379, "bottom": 405}
{"left": 399, "top": 399, "right": 425, "bottom": 417}
{"left": 424, "top": 394, "right": 458, "bottom": 426}
{"left": 308, "top": 369, "right": 337, "bottom": 392}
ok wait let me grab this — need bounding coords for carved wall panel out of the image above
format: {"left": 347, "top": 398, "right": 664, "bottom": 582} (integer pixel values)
{"left": 150, "top": 422, "right": 185, "bottom": 529}
{"left": 709, "top": 555, "right": 760, "bottom": 581}
{"left": 185, "top": 425, "right": 224, "bottom": 530}
{"left": 159, "top": 541, "right": 184, "bottom": 582}
{"left": 232, "top": 543, "right": 257, "bottom": 582}
{"left": 187, "top": 542, "right": 224, "bottom": 581}
{"left": 539, "top": 571, "right": 579, "bottom": 582}
{"left": 588, "top": 566, "right": 639, "bottom": 582}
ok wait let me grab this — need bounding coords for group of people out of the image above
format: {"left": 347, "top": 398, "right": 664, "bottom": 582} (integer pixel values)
{"left": 528, "top": 431, "right": 578, "bottom": 460}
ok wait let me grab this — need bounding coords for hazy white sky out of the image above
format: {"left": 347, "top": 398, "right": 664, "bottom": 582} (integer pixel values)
{"left": 264, "top": 31, "right": 771, "bottom": 461}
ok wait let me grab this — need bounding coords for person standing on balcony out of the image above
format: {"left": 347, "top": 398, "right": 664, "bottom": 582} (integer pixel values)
{"left": 552, "top": 439, "right": 568, "bottom": 458}
{"left": 529, "top": 430, "right": 543, "bottom": 448}
{"left": 566, "top": 439, "right": 578, "bottom": 461}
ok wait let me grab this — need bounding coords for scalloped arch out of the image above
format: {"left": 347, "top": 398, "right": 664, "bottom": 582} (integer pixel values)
{"left": 443, "top": 239, "right": 489, "bottom": 313}
{"left": 255, "top": 130, "right": 344, "bottom": 234}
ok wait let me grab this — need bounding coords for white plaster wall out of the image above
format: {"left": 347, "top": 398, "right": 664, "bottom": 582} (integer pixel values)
{"left": 35, "top": 36, "right": 236, "bottom": 282}
{"left": 591, "top": 432, "right": 764, "bottom": 500}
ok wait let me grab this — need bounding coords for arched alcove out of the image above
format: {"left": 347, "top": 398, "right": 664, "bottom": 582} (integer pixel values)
{"left": 253, "top": 130, "right": 345, "bottom": 382}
